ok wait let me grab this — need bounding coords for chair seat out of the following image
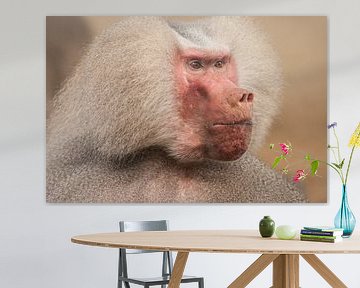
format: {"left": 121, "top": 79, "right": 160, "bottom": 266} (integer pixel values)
{"left": 119, "top": 275, "right": 203, "bottom": 286}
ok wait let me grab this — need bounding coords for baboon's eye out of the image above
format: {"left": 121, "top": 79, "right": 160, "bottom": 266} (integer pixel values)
{"left": 188, "top": 60, "right": 203, "bottom": 70}
{"left": 214, "top": 60, "right": 224, "bottom": 68}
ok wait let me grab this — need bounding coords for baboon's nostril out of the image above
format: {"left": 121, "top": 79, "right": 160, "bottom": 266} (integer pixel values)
{"left": 247, "top": 93, "right": 254, "bottom": 102}
{"left": 239, "top": 91, "right": 254, "bottom": 103}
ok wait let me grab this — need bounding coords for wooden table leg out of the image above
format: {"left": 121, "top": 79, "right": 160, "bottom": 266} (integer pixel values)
{"left": 228, "top": 254, "right": 279, "bottom": 288}
{"left": 168, "top": 252, "right": 189, "bottom": 288}
{"left": 272, "top": 254, "right": 299, "bottom": 288}
{"left": 301, "top": 254, "right": 347, "bottom": 288}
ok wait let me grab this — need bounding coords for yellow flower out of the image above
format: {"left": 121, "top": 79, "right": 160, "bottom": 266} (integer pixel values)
{"left": 349, "top": 122, "right": 360, "bottom": 147}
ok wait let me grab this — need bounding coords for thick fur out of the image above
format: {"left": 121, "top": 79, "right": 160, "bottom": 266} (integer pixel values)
{"left": 47, "top": 16, "right": 305, "bottom": 203}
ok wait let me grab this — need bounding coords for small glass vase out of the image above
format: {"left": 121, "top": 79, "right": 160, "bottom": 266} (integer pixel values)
{"left": 334, "top": 185, "right": 356, "bottom": 237}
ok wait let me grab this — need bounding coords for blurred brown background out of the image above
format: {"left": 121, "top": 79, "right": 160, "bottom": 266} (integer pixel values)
{"left": 46, "top": 16, "right": 327, "bottom": 202}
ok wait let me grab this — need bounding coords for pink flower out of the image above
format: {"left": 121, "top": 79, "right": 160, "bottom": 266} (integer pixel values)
{"left": 279, "top": 143, "right": 290, "bottom": 155}
{"left": 293, "top": 169, "right": 306, "bottom": 182}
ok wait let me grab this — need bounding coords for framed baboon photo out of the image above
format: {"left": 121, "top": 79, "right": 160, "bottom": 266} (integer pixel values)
{"left": 46, "top": 16, "right": 327, "bottom": 203}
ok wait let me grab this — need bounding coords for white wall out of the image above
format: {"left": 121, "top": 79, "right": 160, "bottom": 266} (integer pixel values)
{"left": 1, "top": 0, "right": 360, "bottom": 287}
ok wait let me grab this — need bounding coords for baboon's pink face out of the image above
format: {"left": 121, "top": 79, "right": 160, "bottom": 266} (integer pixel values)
{"left": 174, "top": 48, "right": 254, "bottom": 161}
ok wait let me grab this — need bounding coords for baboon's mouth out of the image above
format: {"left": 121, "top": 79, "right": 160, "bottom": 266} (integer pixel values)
{"left": 212, "top": 119, "right": 253, "bottom": 127}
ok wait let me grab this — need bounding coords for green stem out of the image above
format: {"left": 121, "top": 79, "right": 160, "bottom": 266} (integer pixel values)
{"left": 333, "top": 127, "right": 342, "bottom": 163}
{"left": 319, "top": 160, "right": 344, "bottom": 184}
{"left": 332, "top": 127, "right": 345, "bottom": 181}
{"left": 344, "top": 126, "right": 360, "bottom": 185}
{"left": 330, "top": 148, "right": 339, "bottom": 164}
{"left": 345, "top": 145, "right": 356, "bottom": 185}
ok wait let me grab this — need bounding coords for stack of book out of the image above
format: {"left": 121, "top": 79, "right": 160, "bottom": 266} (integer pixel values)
{"left": 300, "top": 226, "right": 344, "bottom": 243}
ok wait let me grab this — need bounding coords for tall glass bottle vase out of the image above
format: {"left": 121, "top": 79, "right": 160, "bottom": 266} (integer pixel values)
{"left": 334, "top": 185, "right": 356, "bottom": 237}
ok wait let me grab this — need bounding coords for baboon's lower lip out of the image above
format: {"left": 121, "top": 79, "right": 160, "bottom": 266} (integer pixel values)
{"left": 213, "top": 120, "right": 253, "bottom": 127}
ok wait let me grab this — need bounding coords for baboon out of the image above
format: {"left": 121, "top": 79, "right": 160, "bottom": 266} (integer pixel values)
{"left": 46, "top": 17, "right": 92, "bottom": 118}
{"left": 46, "top": 16, "right": 306, "bottom": 203}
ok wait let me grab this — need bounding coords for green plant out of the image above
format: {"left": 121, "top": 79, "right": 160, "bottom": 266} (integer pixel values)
{"left": 270, "top": 122, "right": 360, "bottom": 184}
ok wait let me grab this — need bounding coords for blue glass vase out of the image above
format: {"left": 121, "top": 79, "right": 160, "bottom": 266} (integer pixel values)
{"left": 334, "top": 185, "right": 356, "bottom": 237}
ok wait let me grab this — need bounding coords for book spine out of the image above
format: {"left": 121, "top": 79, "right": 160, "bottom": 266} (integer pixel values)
{"left": 300, "top": 237, "right": 337, "bottom": 243}
{"left": 300, "top": 234, "right": 337, "bottom": 240}
{"left": 301, "top": 230, "right": 337, "bottom": 236}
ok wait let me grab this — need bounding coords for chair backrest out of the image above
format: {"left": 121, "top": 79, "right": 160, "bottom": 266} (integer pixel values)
{"left": 120, "top": 220, "right": 168, "bottom": 232}
{"left": 119, "top": 220, "right": 169, "bottom": 254}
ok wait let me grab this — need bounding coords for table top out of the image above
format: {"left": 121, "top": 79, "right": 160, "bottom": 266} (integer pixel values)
{"left": 71, "top": 230, "right": 360, "bottom": 254}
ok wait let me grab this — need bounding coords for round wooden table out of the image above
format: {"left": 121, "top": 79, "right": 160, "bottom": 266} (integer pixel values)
{"left": 72, "top": 230, "right": 360, "bottom": 288}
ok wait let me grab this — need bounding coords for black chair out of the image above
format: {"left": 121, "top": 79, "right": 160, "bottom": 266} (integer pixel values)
{"left": 118, "top": 220, "right": 204, "bottom": 288}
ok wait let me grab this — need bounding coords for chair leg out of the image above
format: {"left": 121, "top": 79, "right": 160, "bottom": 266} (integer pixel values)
{"left": 199, "top": 278, "right": 204, "bottom": 288}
